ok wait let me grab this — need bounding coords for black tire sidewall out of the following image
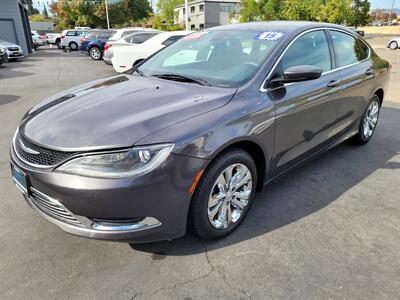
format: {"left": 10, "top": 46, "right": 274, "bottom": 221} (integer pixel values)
{"left": 190, "top": 149, "right": 257, "bottom": 240}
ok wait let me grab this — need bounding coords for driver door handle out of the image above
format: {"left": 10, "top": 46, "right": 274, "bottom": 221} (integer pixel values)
{"left": 327, "top": 79, "right": 341, "bottom": 88}
{"left": 365, "top": 68, "right": 375, "bottom": 76}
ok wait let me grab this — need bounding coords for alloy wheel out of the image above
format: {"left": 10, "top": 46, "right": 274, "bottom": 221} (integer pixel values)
{"left": 207, "top": 163, "right": 252, "bottom": 229}
{"left": 362, "top": 99, "right": 379, "bottom": 139}
{"left": 91, "top": 48, "right": 101, "bottom": 60}
{"left": 389, "top": 42, "right": 398, "bottom": 50}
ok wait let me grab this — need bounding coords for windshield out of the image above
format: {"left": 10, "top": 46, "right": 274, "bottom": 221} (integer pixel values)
{"left": 136, "top": 30, "right": 283, "bottom": 88}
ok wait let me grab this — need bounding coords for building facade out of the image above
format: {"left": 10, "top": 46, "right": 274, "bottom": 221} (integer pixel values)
{"left": 0, "top": 0, "right": 32, "bottom": 55}
{"left": 174, "top": 0, "right": 240, "bottom": 30}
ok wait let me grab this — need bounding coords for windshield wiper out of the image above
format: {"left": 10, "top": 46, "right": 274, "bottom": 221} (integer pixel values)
{"left": 151, "top": 74, "right": 210, "bottom": 86}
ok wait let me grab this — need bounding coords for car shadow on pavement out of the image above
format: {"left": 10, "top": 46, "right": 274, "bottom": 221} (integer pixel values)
{"left": 130, "top": 105, "right": 400, "bottom": 256}
{"left": 0, "top": 94, "right": 21, "bottom": 105}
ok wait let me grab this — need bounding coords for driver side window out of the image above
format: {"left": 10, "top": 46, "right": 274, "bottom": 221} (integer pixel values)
{"left": 277, "top": 30, "right": 332, "bottom": 76}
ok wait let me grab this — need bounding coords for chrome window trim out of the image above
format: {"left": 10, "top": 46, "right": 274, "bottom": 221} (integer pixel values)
{"left": 260, "top": 27, "right": 372, "bottom": 92}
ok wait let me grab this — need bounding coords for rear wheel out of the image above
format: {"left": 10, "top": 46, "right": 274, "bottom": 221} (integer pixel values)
{"left": 189, "top": 148, "right": 257, "bottom": 240}
{"left": 350, "top": 95, "right": 381, "bottom": 145}
{"left": 56, "top": 39, "right": 62, "bottom": 49}
{"left": 69, "top": 42, "right": 78, "bottom": 51}
{"left": 90, "top": 47, "right": 102, "bottom": 60}
{"left": 389, "top": 41, "right": 398, "bottom": 50}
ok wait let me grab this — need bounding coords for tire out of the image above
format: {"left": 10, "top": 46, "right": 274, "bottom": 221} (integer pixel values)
{"left": 388, "top": 41, "right": 398, "bottom": 50}
{"left": 350, "top": 95, "right": 381, "bottom": 145}
{"left": 69, "top": 42, "right": 78, "bottom": 51}
{"left": 56, "top": 39, "right": 62, "bottom": 49}
{"left": 90, "top": 47, "right": 102, "bottom": 60}
{"left": 189, "top": 148, "right": 257, "bottom": 240}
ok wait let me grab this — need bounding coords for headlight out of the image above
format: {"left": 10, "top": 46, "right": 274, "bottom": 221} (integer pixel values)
{"left": 56, "top": 144, "right": 174, "bottom": 178}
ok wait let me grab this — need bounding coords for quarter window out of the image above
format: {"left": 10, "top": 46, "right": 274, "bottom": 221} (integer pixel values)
{"left": 330, "top": 31, "right": 367, "bottom": 67}
{"left": 279, "top": 30, "right": 332, "bottom": 74}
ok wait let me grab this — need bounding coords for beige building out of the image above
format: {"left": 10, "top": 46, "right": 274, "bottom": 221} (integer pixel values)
{"left": 174, "top": 0, "right": 240, "bottom": 30}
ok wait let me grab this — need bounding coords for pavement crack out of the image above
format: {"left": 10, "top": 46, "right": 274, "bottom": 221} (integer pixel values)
{"left": 204, "top": 243, "right": 252, "bottom": 300}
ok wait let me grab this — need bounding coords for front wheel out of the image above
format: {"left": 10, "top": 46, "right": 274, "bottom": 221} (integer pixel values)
{"left": 189, "top": 148, "right": 257, "bottom": 240}
{"left": 389, "top": 41, "right": 398, "bottom": 50}
{"left": 90, "top": 47, "right": 102, "bottom": 60}
{"left": 350, "top": 95, "right": 381, "bottom": 145}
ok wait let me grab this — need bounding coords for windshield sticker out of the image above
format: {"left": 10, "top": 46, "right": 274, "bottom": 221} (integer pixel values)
{"left": 255, "top": 31, "right": 286, "bottom": 41}
{"left": 183, "top": 32, "right": 209, "bottom": 40}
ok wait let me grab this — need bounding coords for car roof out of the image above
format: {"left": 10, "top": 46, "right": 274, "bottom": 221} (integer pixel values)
{"left": 209, "top": 21, "right": 351, "bottom": 33}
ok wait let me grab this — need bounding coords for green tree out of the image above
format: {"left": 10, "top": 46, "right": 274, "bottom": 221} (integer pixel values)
{"left": 239, "top": 0, "right": 262, "bottom": 22}
{"left": 157, "top": 0, "right": 184, "bottom": 26}
{"left": 29, "top": 14, "right": 49, "bottom": 22}
{"left": 348, "top": 0, "right": 370, "bottom": 26}
{"left": 319, "top": 0, "right": 352, "bottom": 24}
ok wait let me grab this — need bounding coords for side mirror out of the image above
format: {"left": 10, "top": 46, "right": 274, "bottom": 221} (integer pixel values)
{"left": 132, "top": 58, "right": 144, "bottom": 69}
{"left": 269, "top": 65, "right": 323, "bottom": 86}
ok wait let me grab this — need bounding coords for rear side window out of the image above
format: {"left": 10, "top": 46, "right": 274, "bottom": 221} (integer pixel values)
{"left": 279, "top": 30, "right": 332, "bottom": 73}
{"left": 356, "top": 40, "right": 370, "bottom": 61}
{"left": 66, "top": 31, "right": 77, "bottom": 36}
{"left": 86, "top": 32, "right": 98, "bottom": 39}
{"left": 162, "top": 35, "right": 184, "bottom": 46}
{"left": 126, "top": 33, "right": 159, "bottom": 44}
{"left": 98, "top": 31, "right": 115, "bottom": 39}
{"left": 121, "top": 30, "right": 136, "bottom": 38}
{"left": 330, "top": 31, "right": 367, "bottom": 67}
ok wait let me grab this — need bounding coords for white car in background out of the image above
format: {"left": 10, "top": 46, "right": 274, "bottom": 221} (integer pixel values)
{"left": 387, "top": 37, "right": 400, "bottom": 50}
{"left": 45, "top": 33, "right": 62, "bottom": 48}
{"left": 108, "top": 27, "right": 158, "bottom": 43}
{"left": 60, "top": 28, "right": 91, "bottom": 50}
{"left": 103, "top": 31, "right": 161, "bottom": 65}
{"left": 31, "top": 31, "right": 45, "bottom": 48}
{"left": 111, "top": 31, "right": 193, "bottom": 73}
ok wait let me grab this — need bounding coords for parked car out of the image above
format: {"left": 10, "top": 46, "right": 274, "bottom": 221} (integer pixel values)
{"left": 103, "top": 31, "right": 161, "bottom": 65}
{"left": 31, "top": 31, "right": 45, "bottom": 48}
{"left": 108, "top": 27, "right": 158, "bottom": 43}
{"left": 0, "top": 39, "right": 24, "bottom": 60}
{"left": 79, "top": 30, "right": 116, "bottom": 60}
{"left": 347, "top": 26, "right": 365, "bottom": 36}
{"left": 10, "top": 22, "right": 390, "bottom": 243}
{"left": 111, "top": 31, "right": 192, "bottom": 73}
{"left": 45, "top": 33, "right": 62, "bottom": 48}
{"left": 60, "top": 29, "right": 91, "bottom": 50}
{"left": 0, "top": 47, "right": 7, "bottom": 65}
{"left": 387, "top": 37, "right": 400, "bottom": 50}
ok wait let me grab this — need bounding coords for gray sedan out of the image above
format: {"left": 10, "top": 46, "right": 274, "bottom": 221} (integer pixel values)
{"left": 10, "top": 21, "right": 390, "bottom": 243}
{"left": 0, "top": 39, "right": 24, "bottom": 60}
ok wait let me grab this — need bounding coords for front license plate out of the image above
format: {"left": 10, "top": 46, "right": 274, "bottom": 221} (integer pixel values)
{"left": 11, "top": 164, "right": 28, "bottom": 193}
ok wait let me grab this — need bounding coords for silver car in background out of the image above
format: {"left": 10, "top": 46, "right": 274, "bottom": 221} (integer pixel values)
{"left": 0, "top": 39, "right": 24, "bottom": 60}
{"left": 103, "top": 31, "right": 160, "bottom": 65}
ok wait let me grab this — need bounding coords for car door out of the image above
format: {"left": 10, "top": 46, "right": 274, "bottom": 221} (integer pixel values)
{"left": 328, "top": 30, "right": 374, "bottom": 132}
{"left": 268, "top": 30, "right": 343, "bottom": 176}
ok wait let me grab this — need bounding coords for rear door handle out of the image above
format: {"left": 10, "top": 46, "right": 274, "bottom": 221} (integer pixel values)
{"left": 365, "top": 69, "right": 374, "bottom": 76}
{"left": 327, "top": 80, "right": 341, "bottom": 88}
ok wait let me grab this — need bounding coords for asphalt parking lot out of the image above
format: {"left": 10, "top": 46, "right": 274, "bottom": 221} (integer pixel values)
{"left": 0, "top": 38, "right": 399, "bottom": 299}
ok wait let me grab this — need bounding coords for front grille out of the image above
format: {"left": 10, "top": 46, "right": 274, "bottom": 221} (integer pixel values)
{"left": 15, "top": 134, "right": 76, "bottom": 167}
{"left": 7, "top": 47, "right": 19, "bottom": 51}
{"left": 30, "top": 187, "right": 84, "bottom": 227}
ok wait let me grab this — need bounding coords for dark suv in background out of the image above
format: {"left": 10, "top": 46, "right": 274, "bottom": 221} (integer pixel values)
{"left": 80, "top": 30, "right": 116, "bottom": 60}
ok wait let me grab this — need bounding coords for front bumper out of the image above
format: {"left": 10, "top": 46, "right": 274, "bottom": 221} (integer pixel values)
{"left": 10, "top": 144, "right": 207, "bottom": 243}
{"left": 6, "top": 50, "right": 24, "bottom": 59}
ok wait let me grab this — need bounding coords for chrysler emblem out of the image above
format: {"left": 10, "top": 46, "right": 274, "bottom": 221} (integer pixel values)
{"left": 18, "top": 139, "right": 40, "bottom": 155}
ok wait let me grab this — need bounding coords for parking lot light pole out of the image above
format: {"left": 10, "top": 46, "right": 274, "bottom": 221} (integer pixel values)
{"left": 185, "top": 0, "right": 189, "bottom": 31}
{"left": 105, "top": 0, "right": 110, "bottom": 29}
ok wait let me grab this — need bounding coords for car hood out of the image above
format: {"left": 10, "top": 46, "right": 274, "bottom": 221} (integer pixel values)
{"left": 0, "top": 41, "right": 20, "bottom": 48}
{"left": 20, "top": 75, "right": 236, "bottom": 151}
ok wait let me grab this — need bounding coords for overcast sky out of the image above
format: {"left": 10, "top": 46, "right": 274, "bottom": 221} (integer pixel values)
{"left": 370, "top": 0, "right": 398, "bottom": 9}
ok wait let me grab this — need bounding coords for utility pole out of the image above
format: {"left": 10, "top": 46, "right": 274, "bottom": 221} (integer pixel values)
{"left": 388, "top": 0, "right": 395, "bottom": 24}
{"left": 185, "top": 0, "right": 189, "bottom": 31}
{"left": 105, "top": 0, "right": 110, "bottom": 29}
